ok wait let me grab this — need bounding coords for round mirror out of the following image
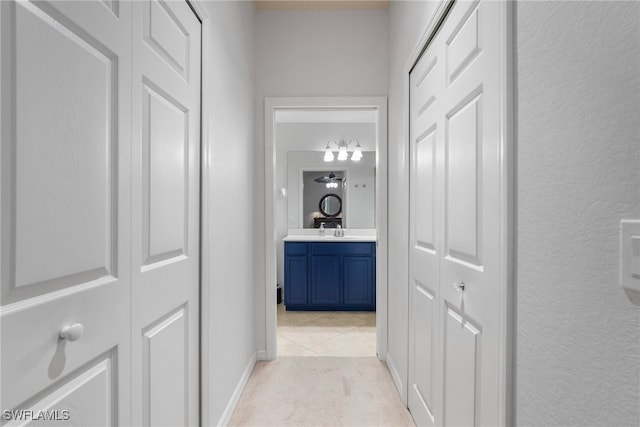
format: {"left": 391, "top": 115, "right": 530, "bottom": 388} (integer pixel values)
{"left": 319, "top": 194, "right": 342, "bottom": 217}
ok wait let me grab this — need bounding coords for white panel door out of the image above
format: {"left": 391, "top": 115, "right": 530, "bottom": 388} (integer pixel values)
{"left": 408, "top": 40, "right": 444, "bottom": 427}
{"left": 130, "top": 1, "right": 201, "bottom": 426}
{"left": 1, "top": 0, "right": 132, "bottom": 424}
{"left": 409, "top": 1, "right": 509, "bottom": 425}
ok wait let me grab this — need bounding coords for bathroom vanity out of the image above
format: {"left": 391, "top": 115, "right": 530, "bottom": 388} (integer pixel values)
{"left": 283, "top": 235, "right": 376, "bottom": 311}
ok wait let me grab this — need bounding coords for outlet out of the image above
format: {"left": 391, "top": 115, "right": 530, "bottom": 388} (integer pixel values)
{"left": 621, "top": 220, "right": 640, "bottom": 293}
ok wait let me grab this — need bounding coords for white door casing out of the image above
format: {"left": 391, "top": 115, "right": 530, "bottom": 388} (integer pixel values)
{"left": 408, "top": 1, "right": 512, "bottom": 425}
{"left": 131, "top": 1, "right": 201, "bottom": 425}
{"left": 1, "top": 1, "right": 202, "bottom": 425}
{"left": 1, "top": 1, "right": 133, "bottom": 424}
{"left": 263, "top": 97, "right": 388, "bottom": 361}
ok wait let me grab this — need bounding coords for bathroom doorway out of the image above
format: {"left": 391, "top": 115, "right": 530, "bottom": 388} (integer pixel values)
{"left": 264, "top": 97, "right": 388, "bottom": 360}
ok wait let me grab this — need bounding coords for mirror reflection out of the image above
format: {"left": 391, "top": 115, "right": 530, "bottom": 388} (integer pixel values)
{"left": 302, "top": 171, "right": 345, "bottom": 228}
{"left": 287, "top": 153, "right": 376, "bottom": 230}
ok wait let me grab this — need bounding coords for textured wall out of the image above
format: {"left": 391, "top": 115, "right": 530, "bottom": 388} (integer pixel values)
{"left": 516, "top": 2, "right": 640, "bottom": 425}
{"left": 254, "top": 8, "right": 388, "bottom": 354}
{"left": 201, "top": 2, "right": 257, "bottom": 424}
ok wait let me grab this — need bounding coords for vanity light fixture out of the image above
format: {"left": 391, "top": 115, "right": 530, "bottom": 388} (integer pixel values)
{"left": 323, "top": 139, "right": 364, "bottom": 162}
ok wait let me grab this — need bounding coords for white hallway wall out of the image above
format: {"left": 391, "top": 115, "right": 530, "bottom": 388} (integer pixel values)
{"left": 201, "top": 2, "right": 257, "bottom": 425}
{"left": 388, "top": 1, "right": 640, "bottom": 424}
{"left": 254, "top": 8, "right": 388, "bottom": 354}
{"left": 516, "top": 2, "right": 639, "bottom": 425}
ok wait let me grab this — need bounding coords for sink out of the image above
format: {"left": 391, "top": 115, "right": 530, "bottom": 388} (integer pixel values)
{"left": 283, "top": 234, "right": 376, "bottom": 242}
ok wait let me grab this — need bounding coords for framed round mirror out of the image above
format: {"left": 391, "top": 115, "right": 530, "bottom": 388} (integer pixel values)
{"left": 319, "top": 193, "right": 342, "bottom": 217}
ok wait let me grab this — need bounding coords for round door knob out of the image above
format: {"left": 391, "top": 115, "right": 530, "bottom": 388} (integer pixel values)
{"left": 453, "top": 281, "right": 465, "bottom": 292}
{"left": 59, "top": 323, "right": 84, "bottom": 342}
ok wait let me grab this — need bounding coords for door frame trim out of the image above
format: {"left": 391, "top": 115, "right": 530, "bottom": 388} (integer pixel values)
{"left": 264, "top": 96, "right": 388, "bottom": 361}
{"left": 402, "top": 0, "right": 515, "bottom": 424}
{"left": 187, "top": 2, "right": 209, "bottom": 426}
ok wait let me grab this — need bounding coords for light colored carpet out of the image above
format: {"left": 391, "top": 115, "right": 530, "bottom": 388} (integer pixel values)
{"left": 228, "top": 357, "right": 415, "bottom": 427}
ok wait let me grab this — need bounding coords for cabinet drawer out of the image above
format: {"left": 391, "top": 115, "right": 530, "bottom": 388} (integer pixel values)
{"left": 311, "top": 242, "right": 374, "bottom": 256}
{"left": 285, "top": 242, "right": 308, "bottom": 255}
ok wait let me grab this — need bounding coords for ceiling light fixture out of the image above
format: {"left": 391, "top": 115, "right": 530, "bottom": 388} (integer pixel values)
{"left": 314, "top": 172, "right": 343, "bottom": 189}
{"left": 322, "top": 139, "right": 364, "bottom": 162}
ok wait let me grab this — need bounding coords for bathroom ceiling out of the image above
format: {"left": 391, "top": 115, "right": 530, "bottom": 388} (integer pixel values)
{"left": 255, "top": 0, "right": 389, "bottom": 10}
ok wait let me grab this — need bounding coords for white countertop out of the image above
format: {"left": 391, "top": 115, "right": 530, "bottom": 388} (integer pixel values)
{"left": 283, "top": 235, "right": 376, "bottom": 242}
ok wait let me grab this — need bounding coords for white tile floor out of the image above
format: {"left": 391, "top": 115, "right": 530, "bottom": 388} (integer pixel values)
{"left": 277, "top": 303, "right": 376, "bottom": 357}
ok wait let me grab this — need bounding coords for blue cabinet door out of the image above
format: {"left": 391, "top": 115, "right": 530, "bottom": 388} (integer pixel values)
{"left": 285, "top": 255, "right": 307, "bottom": 306}
{"left": 343, "top": 256, "right": 374, "bottom": 306}
{"left": 310, "top": 256, "right": 341, "bottom": 306}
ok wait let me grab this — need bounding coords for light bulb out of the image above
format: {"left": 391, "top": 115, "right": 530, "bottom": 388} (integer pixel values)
{"left": 324, "top": 141, "right": 335, "bottom": 162}
{"left": 337, "top": 146, "right": 348, "bottom": 161}
{"left": 351, "top": 140, "right": 363, "bottom": 161}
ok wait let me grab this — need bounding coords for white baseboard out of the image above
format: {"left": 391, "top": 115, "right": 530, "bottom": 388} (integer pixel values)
{"left": 385, "top": 352, "right": 406, "bottom": 404}
{"left": 217, "top": 352, "right": 257, "bottom": 427}
{"left": 256, "top": 349, "right": 267, "bottom": 360}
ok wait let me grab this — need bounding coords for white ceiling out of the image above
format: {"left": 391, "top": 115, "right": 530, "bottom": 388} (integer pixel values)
{"left": 275, "top": 109, "right": 377, "bottom": 124}
{"left": 255, "top": 1, "right": 389, "bottom": 10}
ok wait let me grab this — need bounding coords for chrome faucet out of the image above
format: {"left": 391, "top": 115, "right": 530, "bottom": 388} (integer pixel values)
{"left": 334, "top": 224, "right": 344, "bottom": 237}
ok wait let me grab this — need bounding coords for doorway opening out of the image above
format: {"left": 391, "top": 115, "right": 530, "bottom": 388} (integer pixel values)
{"left": 264, "top": 97, "right": 388, "bottom": 360}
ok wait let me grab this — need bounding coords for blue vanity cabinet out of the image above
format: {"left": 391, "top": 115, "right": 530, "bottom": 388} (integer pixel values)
{"left": 343, "top": 256, "right": 373, "bottom": 306}
{"left": 284, "top": 241, "right": 375, "bottom": 311}
{"left": 310, "top": 256, "right": 341, "bottom": 306}
{"left": 284, "top": 243, "right": 308, "bottom": 306}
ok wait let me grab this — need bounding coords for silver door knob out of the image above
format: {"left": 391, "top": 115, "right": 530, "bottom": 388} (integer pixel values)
{"left": 59, "top": 323, "right": 84, "bottom": 342}
{"left": 453, "top": 281, "right": 465, "bottom": 292}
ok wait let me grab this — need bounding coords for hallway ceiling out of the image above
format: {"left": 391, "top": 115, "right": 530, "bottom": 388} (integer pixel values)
{"left": 255, "top": 0, "right": 389, "bottom": 10}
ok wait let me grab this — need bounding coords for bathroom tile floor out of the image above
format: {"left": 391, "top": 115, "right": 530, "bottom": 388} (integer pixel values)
{"left": 277, "top": 303, "right": 376, "bottom": 357}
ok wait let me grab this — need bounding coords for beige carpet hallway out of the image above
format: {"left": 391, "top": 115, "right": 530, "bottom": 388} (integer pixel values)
{"left": 228, "top": 357, "right": 415, "bottom": 427}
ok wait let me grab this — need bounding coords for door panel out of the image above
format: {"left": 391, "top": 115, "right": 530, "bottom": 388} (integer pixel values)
{"left": 446, "top": 2, "right": 482, "bottom": 85}
{"left": 10, "top": 0, "right": 116, "bottom": 296}
{"left": 141, "top": 81, "right": 189, "bottom": 267}
{"left": 411, "top": 283, "right": 436, "bottom": 424}
{"left": 143, "top": 0, "right": 190, "bottom": 80}
{"left": 445, "top": 91, "right": 482, "bottom": 266}
{"left": 409, "top": 1, "right": 508, "bottom": 425}
{"left": 131, "top": 1, "right": 201, "bottom": 425}
{"left": 5, "top": 355, "right": 116, "bottom": 427}
{"left": 142, "top": 306, "right": 188, "bottom": 427}
{"left": 443, "top": 306, "right": 480, "bottom": 426}
{"left": 1, "top": 1, "right": 132, "bottom": 423}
